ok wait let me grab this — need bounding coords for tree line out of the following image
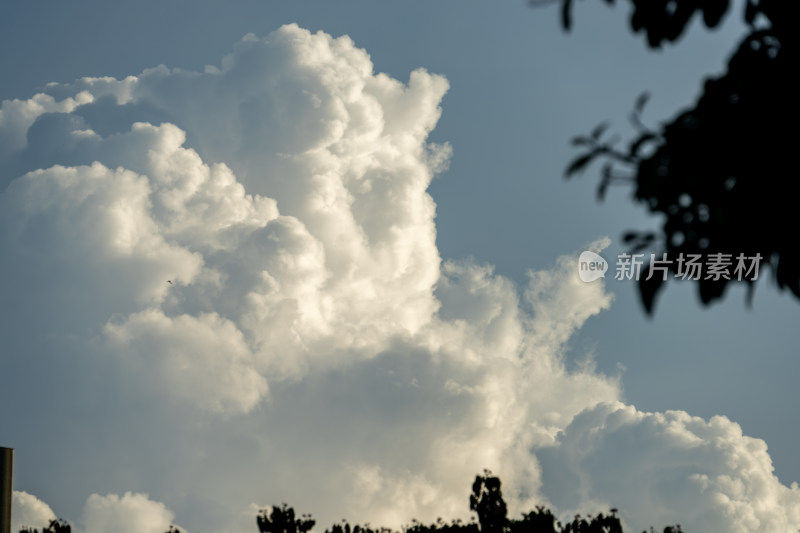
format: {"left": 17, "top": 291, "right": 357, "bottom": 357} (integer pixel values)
{"left": 20, "top": 471, "right": 682, "bottom": 533}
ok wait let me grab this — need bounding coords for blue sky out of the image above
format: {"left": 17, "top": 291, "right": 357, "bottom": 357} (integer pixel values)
{"left": 2, "top": 1, "right": 799, "bottom": 532}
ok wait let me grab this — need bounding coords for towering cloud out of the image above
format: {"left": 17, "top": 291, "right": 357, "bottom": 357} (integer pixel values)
{"left": 1, "top": 24, "right": 797, "bottom": 533}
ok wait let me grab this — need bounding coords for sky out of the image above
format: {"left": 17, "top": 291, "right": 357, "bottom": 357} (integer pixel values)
{"left": 1, "top": 1, "right": 799, "bottom": 532}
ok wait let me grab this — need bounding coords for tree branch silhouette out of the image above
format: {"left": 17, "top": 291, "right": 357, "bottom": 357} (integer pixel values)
{"left": 547, "top": 0, "right": 798, "bottom": 313}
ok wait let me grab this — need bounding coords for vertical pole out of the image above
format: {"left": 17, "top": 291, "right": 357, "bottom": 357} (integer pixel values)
{"left": 0, "top": 447, "right": 12, "bottom": 533}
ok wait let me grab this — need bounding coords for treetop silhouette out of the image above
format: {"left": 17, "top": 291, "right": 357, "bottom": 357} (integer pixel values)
{"left": 545, "top": 0, "right": 798, "bottom": 313}
{"left": 18, "top": 471, "right": 683, "bottom": 533}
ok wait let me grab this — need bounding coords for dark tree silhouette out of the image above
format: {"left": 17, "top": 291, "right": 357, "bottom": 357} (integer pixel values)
{"left": 21, "top": 472, "right": 682, "bottom": 533}
{"left": 257, "top": 503, "right": 316, "bottom": 533}
{"left": 19, "top": 519, "right": 70, "bottom": 533}
{"left": 258, "top": 472, "right": 682, "bottom": 533}
{"left": 544, "top": 0, "right": 798, "bottom": 313}
{"left": 469, "top": 470, "right": 507, "bottom": 533}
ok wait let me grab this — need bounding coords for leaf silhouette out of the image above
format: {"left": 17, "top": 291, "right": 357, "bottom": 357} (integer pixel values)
{"left": 639, "top": 264, "right": 665, "bottom": 315}
{"left": 562, "top": 0, "right": 573, "bottom": 30}
{"left": 634, "top": 91, "right": 650, "bottom": 115}
{"left": 591, "top": 121, "right": 610, "bottom": 140}
{"left": 565, "top": 148, "right": 602, "bottom": 177}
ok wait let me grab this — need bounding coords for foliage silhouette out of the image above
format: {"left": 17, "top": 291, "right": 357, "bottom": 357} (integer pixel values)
{"left": 18, "top": 472, "right": 683, "bottom": 533}
{"left": 18, "top": 519, "right": 70, "bottom": 533}
{"left": 262, "top": 471, "right": 682, "bottom": 533}
{"left": 469, "top": 469, "right": 507, "bottom": 533}
{"left": 541, "top": 0, "right": 798, "bottom": 313}
{"left": 257, "top": 503, "right": 316, "bottom": 533}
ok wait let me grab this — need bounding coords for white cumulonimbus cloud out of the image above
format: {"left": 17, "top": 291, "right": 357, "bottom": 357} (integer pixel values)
{"left": 1, "top": 23, "right": 798, "bottom": 533}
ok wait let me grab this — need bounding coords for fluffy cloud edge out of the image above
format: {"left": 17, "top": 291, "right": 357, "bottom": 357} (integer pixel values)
{"left": 1, "top": 22, "right": 798, "bottom": 533}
